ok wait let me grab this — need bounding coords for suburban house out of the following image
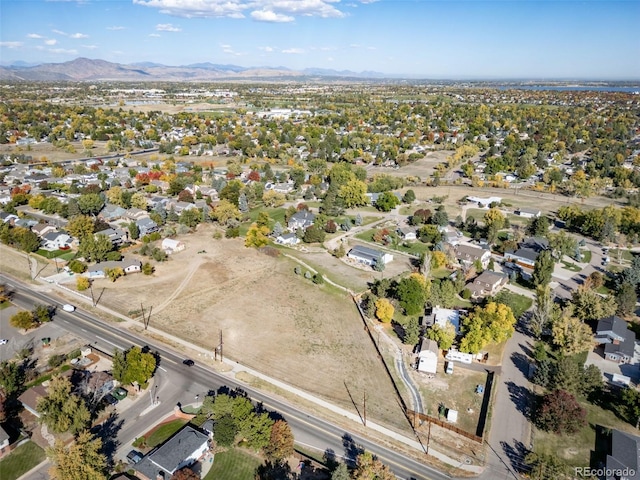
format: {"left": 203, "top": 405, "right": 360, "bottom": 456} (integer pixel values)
{"left": 265, "top": 181, "right": 295, "bottom": 193}
{"left": 124, "top": 208, "right": 149, "bottom": 221}
{"left": 41, "top": 232, "right": 73, "bottom": 251}
{"left": 275, "top": 232, "right": 300, "bottom": 246}
{"left": 136, "top": 217, "right": 159, "bottom": 236}
{"left": 466, "top": 196, "right": 502, "bottom": 208}
{"left": 504, "top": 237, "right": 549, "bottom": 269}
{"left": 417, "top": 338, "right": 439, "bottom": 375}
{"left": 397, "top": 227, "right": 417, "bottom": 241}
{"left": 87, "top": 259, "right": 142, "bottom": 278}
{"left": 0, "top": 212, "right": 19, "bottom": 224}
{"left": 439, "top": 225, "right": 462, "bottom": 246}
{"left": 95, "top": 227, "right": 128, "bottom": 247}
{"left": 288, "top": 210, "right": 316, "bottom": 230}
{"left": 162, "top": 238, "right": 186, "bottom": 254}
{"left": 603, "top": 429, "right": 640, "bottom": 480}
{"left": 134, "top": 424, "right": 210, "bottom": 480}
{"left": 17, "top": 384, "right": 48, "bottom": 417}
{"left": 100, "top": 204, "right": 127, "bottom": 221}
{"left": 347, "top": 245, "right": 394, "bottom": 267}
{"left": 594, "top": 315, "right": 636, "bottom": 364}
{"left": 0, "top": 425, "right": 10, "bottom": 457}
{"left": 453, "top": 244, "right": 491, "bottom": 269}
{"left": 467, "top": 271, "right": 509, "bottom": 299}
{"left": 515, "top": 207, "right": 541, "bottom": 218}
{"left": 31, "top": 223, "right": 57, "bottom": 238}
{"left": 423, "top": 306, "right": 462, "bottom": 335}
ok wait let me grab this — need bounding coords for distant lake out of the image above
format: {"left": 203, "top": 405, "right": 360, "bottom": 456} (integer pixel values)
{"left": 496, "top": 85, "right": 639, "bottom": 93}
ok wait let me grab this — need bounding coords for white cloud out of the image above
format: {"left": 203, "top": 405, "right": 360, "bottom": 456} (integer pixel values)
{"left": 282, "top": 48, "right": 304, "bottom": 54}
{"left": 70, "top": 33, "right": 89, "bottom": 39}
{"left": 251, "top": 10, "right": 294, "bottom": 23}
{"left": 107, "top": 26, "right": 125, "bottom": 31}
{"left": 82, "top": 45, "right": 98, "bottom": 49}
{"left": 133, "top": 0, "right": 348, "bottom": 20}
{"left": 49, "top": 48, "right": 78, "bottom": 54}
{"left": 27, "top": 33, "right": 44, "bottom": 39}
{"left": 0, "top": 41, "right": 23, "bottom": 49}
{"left": 149, "top": 33, "right": 161, "bottom": 37}
{"left": 45, "top": 39, "right": 58, "bottom": 45}
{"left": 156, "top": 23, "right": 181, "bottom": 32}
{"left": 259, "top": 46, "right": 274, "bottom": 52}
{"left": 52, "top": 29, "right": 67, "bottom": 36}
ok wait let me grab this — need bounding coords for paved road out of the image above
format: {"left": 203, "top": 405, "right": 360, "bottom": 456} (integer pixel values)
{"left": 4, "top": 275, "right": 452, "bottom": 480}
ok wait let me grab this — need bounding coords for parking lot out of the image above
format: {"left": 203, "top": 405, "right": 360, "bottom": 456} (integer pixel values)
{"left": 0, "top": 303, "right": 80, "bottom": 363}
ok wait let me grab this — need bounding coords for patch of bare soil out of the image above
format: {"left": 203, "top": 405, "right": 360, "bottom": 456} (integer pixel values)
{"left": 90, "top": 226, "right": 410, "bottom": 431}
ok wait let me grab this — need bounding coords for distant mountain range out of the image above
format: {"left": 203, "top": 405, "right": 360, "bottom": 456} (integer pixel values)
{"left": 0, "top": 57, "right": 388, "bottom": 81}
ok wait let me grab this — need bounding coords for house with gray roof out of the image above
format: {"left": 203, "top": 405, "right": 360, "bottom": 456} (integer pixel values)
{"left": 595, "top": 315, "right": 636, "bottom": 364}
{"left": 41, "top": 232, "right": 73, "bottom": 251}
{"left": 87, "top": 258, "right": 142, "bottom": 278}
{"left": 504, "top": 237, "right": 549, "bottom": 268}
{"left": 137, "top": 217, "right": 158, "bottom": 236}
{"left": 134, "top": 424, "right": 209, "bottom": 480}
{"left": 467, "top": 271, "right": 508, "bottom": 299}
{"left": 288, "top": 210, "right": 315, "bottom": 230}
{"left": 454, "top": 244, "right": 491, "bottom": 269}
{"left": 347, "top": 245, "right": 393, "bottom": 267}
{"left": 605, "top": 429, "right": 640, "bottom": 480}
{"left": 100, "top": 204, "right": 127, "bottom": 221}
{"left": 95, "top": 227, "right": 128, "bottom": 247}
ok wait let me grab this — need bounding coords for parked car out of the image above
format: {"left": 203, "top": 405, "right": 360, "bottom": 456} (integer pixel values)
{"left": 126, "top": 450, "right": 143, "bottom": 464}
{"left": 445, "top": 361, "right": 454, "bottom": 374}
{"left": 183, "top": 359, "right": 195, "bottom": 367}
{"left": 0, "top": 339, "right": 8, "bottom": 345}
{"left": 102, "top": 394, "right": 118, "bottom": 406}
{"left": 62, "top": 304, "right": 75, "bottom": 312}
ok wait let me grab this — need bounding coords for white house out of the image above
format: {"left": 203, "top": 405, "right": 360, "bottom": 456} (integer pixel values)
{"left": 397, "top": 227, "right": 417, "bottom": 241}
{"left": 347, "top": 245, "right": 393, "bottom": 267}
{"left": 275, "top": 233, "right": 300, "bottom": 246}
{"left": 417, "top": 338, "right": 439, "bottom": 375}
{"left": 466, "top": 196, "right": 502, "bottom": 208}
{"left": 41, "top": 232, "right": 73, "bottom": 251}
{"left": 516, "top": 208, "right": 541, "bottom": 218}
{"left": 161, "top": 238, "right": 185, "bottom": 254}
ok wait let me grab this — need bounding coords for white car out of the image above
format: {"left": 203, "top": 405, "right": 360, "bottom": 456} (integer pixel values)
{"left": 62, "top": 304, "right": 75, "bottom": 312}
{"left": 0, "top": 339, "right": 8, "bottom": 345}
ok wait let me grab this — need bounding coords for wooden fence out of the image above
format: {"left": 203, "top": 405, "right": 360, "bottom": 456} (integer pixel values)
{"left": 407, "top": 409, "right": 483, "bottom": 444}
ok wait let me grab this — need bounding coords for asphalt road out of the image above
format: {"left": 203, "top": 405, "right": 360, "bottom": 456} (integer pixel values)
{"left": 3, "top": 275, "right": 451, "bottom": 480}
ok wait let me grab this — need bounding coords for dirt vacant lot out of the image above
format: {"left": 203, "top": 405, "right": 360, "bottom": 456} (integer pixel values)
{"left": 78, "top": 225, "right": 409, "bottom": 431}
{"left": 366, "top": 150, "right": 453, "bottom": 179}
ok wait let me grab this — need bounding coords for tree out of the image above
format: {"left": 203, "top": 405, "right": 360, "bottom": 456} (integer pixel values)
{"left": 171, "top": 468, "right": 200, "bottom": 480}
{"left": 551, "top": 312, "right": 593, "bottom": 355}
{"left": 432, "top": 206, "right": 449, "bottom": 226}
{"left": 264, "top": 420, "right": 294, "bottom": 462}
{"left": 425, "top": 323, "right": 456, "bottom": 350}
{"left": 0, "top": 360, "right": 24, "bottom": 396}
{"left": 338, "top": 179, "right": 368, "bottom": 208}
{"left": 616, "top": 282, "right": 637, "bottom": 317}
{"left": 581, "top": 364, "right": 603, "bottom": 398}
{"left": 142, "top": 262, "right": 154, "bottom": 275}
{"left": 79, "top": 234, "right": 113, "bottom": 263}
{"left": 47, "top": 430, "right": 107, "bottom": 480}
{"left": 66, "top": 215, "right": 95, "bottom": 239}
{"left": 37, "top": 376, "right": 90, "bottom": 434}
{"left": 532, "top": 250, "right": 554, "bottom": 287}
{"left": 238, "top": 192, "right": 249, "bottom": 213}
{"left": 179, "top": 208, "right": 202, "bottom": 228}
{"left": 548, "top": 231, "right": 577, "bottom": 261}
{"left": 531, "top": 285, "right": 554, "bottom": 339}
{"left": 76, "top": 276, "right": 91, "bottom": 294}
{"left": 212, "top": 199, "right": 241, "bottom": 226}
{"left": 113, "top": 347, "right": 156, "bottom": 386}
{"left": 375, "top": 192, "right": 400, "bottom": 212}
{"left": 396, "top": 274, "right": 427, "bottom": 315}
{"left": 105, "top": 267, "right": 124, "bottom": 282}
{"left": 571, "top": 284, "right": 617, "bottom": 322}
{"left": 245, "top": 223, "right": 270, "bottom": 248}
{"left": 10, "top": 310, "right": 37, "bottom": 330}
{"left": 525, "top": 451, "right": 567, "bottom": 480}
{"left": 77, "top": 193, "right": 104, "bottom": 216}
{"left": 536, "top": 389, "right": 586, "bottom": 435}
{"left": 262, "top": 190, "right": 286, "bottom": 207}
{"left": 352, "top": 451, "right": 395, "bottom": 480}
{"left": 331, "top": 463, "right": 350, "bottom": 480}
{"left": 33, "top": 304, "right": 53, "bottom": 323}
{"left": 403, "top": 317, "right": 420, "bottom": 346}
{"left": 303, "top": 224, "right": 326, "bottom": 243}
{"left": 374, "top": 298, "right": 394, "bottom": 323}
{"left": 127, "top": 221, "right": 140, "bottom": 240}
{"left": 459, "top": 302, "right": 516, "bottom": 353}
{"left": 403, "top": 189, "right": 416, "bottom": 203}
{"left": 527, "top": 216, "right": 551, "bottom": 237}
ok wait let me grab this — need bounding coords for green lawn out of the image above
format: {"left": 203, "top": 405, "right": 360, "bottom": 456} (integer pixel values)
{"left": 0, "top": 441, "right": 46, "bottom": 480}
{"left": 145, "top": 419, "right": 189, "bottom": 448}
{"left": 580, "top": 249, "right": 592, "bottom": 263}
{"left": 560, "top": 260, "right": 582, "bottom": 272}
{"left": 204, "top": 448, "right": 263, "bottom": 480}
{"left": 493, "top": 291, "right": 533, "bottom": 319}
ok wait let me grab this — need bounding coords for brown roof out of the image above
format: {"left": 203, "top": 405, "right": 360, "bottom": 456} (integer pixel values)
{"left": 18, "top": 385, "right": 48, "bottom": 415}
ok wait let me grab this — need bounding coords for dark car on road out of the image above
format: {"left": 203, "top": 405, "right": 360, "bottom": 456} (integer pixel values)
{"left": 183, "top": 359, "right": 195, "bottom": 367}
{"left": 127, "top": 450, "right": 143, "bottom": 464}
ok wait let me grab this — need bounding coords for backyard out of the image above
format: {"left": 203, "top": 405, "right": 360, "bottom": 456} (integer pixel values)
{"left": 204, "top": 448, "right": 263, "bottom": 480}
{"left": 0, "top": 441, "right": 46, "bottom": 480}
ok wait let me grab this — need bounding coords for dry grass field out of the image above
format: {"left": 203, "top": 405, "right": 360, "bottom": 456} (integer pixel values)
{"left": 64, "top": 225, "right": 411, "bottom": 431}
{"left": 366, "top": 150, "right": 453, "bottom": 179}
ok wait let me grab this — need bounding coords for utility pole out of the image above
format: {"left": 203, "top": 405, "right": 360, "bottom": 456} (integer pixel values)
{"left": 363, "top": 390, "right": 367, "bottom": 427}
{"left": 426, "top": 420, "right": 432, "bottom": 455}
{"left": 219, "top": 330, "right": 223, "bottom": 362}
{"left": 90, "top": 283, "right": 96, "bottom": 307}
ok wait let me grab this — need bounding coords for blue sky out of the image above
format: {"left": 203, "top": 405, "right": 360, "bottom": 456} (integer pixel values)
{"left": 1, "top": 0, "right": 639, "bottom": 79}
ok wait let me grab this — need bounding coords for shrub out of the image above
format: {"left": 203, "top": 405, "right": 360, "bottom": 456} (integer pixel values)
{"left": 225, "top": 226, "right": 240, "bottom": 238}
{"left": 132, "top": 437, "right": 146, "bottom": 448}
{"left": 142, "top": 262, "right": 154, "bottom": 275}
{"left": 312, "top": 274, "right": 324, "bottom": 284}
{"left": 67, "top": 349, "right": 81, "bottom": 360}
{"left": 461, "top": 288, "right": 472, "bottom": 300}
{"left": 48, "top": 354, "right": 66, "bottom": 368}
{"left": 68, "top": 259, "right": 87, "bottom": 274}
{"left": 76, "top": 276, "right": 90, "bottom": 291}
